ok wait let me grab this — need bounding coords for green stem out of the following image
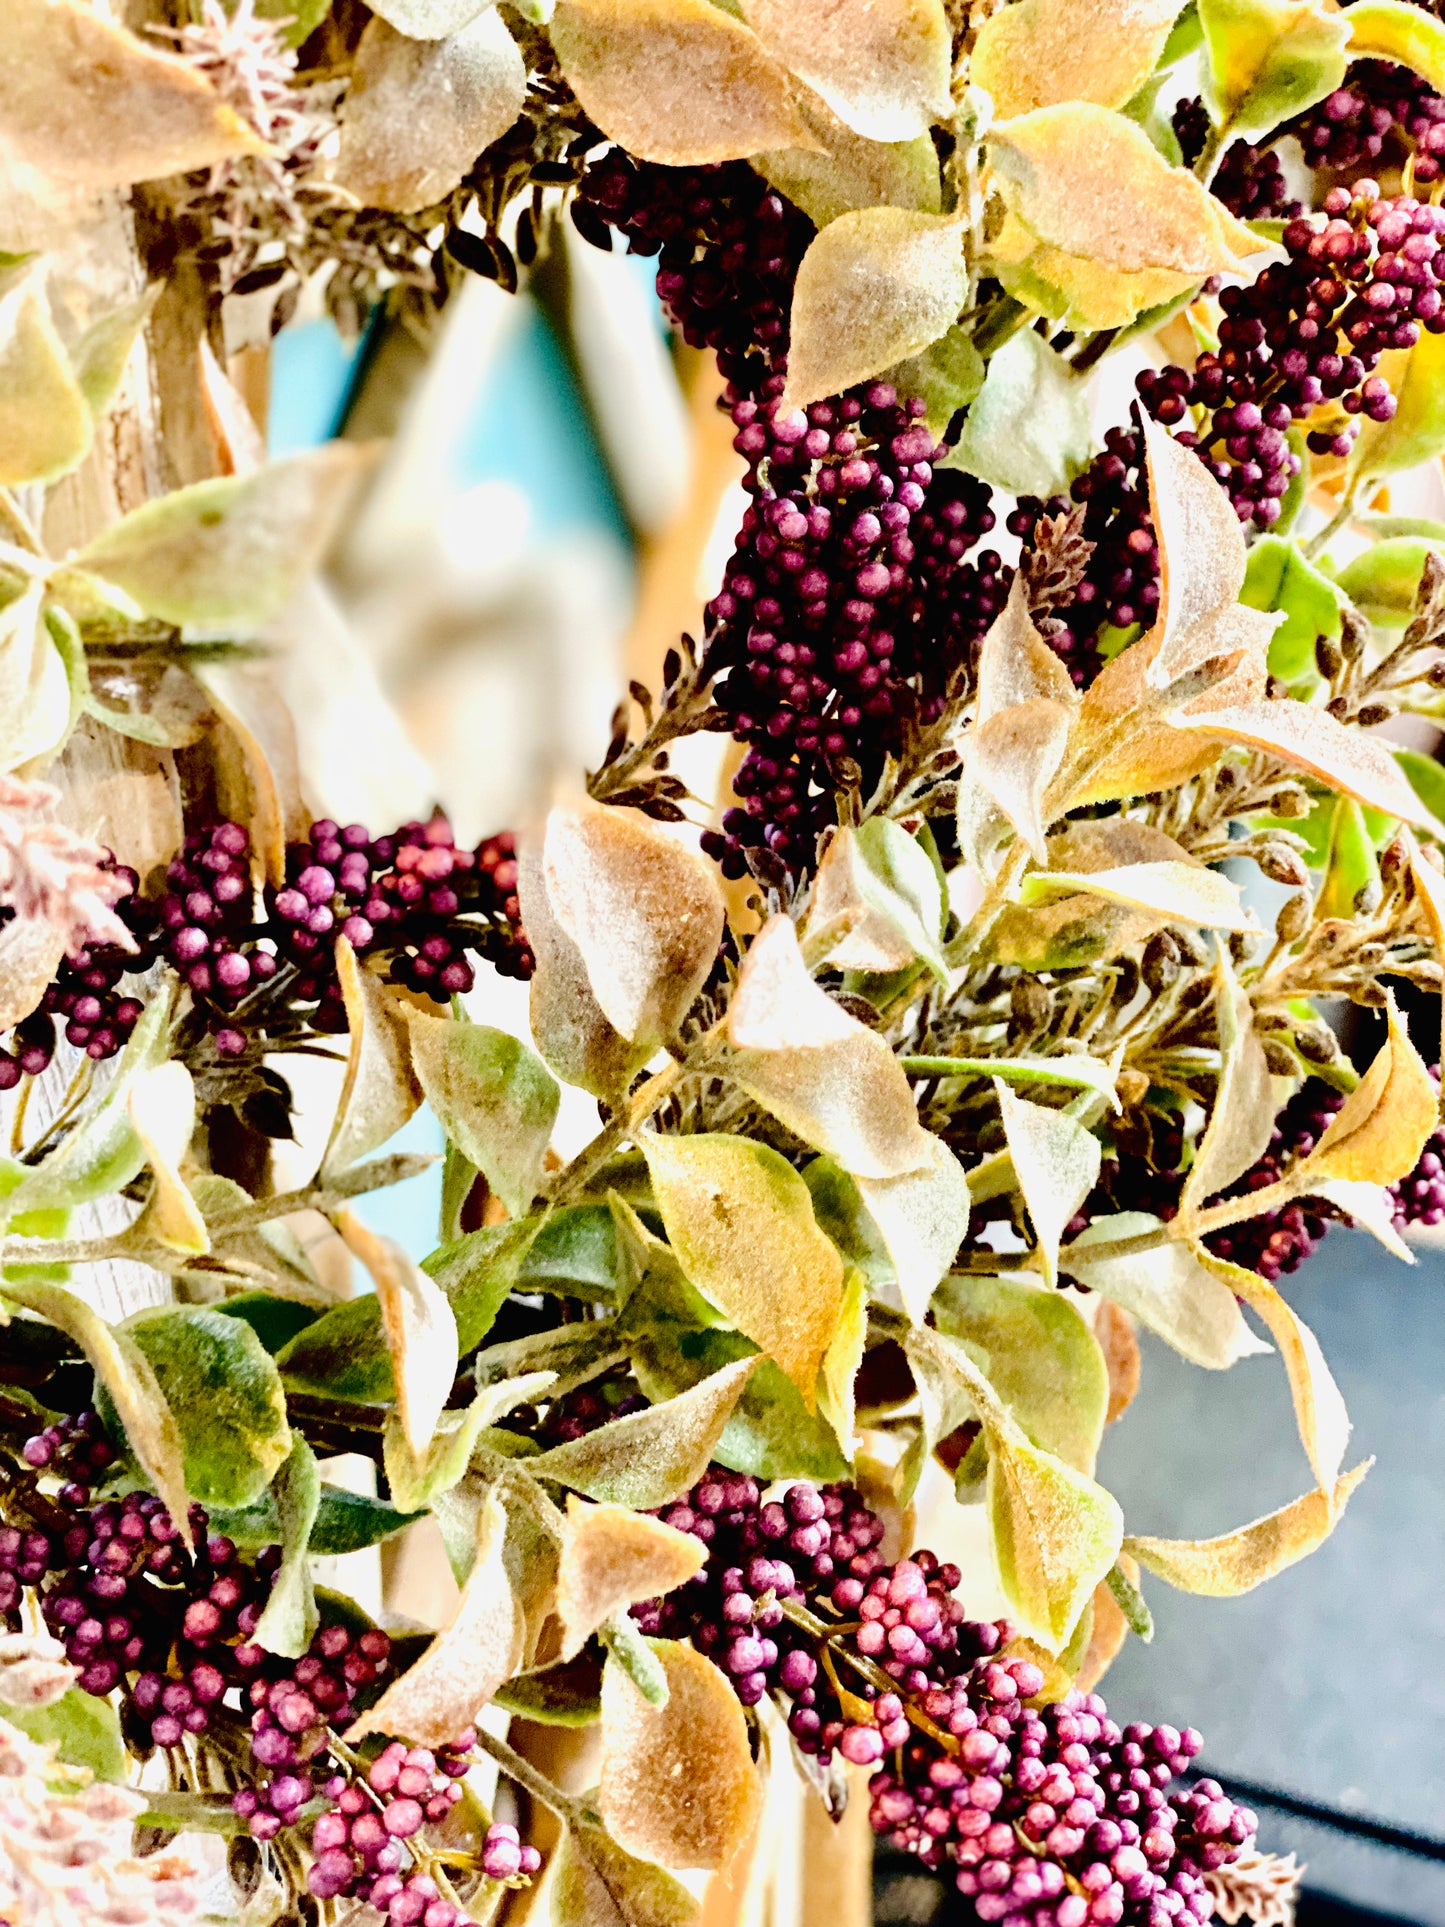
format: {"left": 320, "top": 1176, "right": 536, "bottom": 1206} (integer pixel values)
{"left": 1303, "top": 485, "right": 1361, "bottom": 562}
{"left": 1193, "top": 120, "right": 1228, "bottom": 186}
{"left": 471, "top": 1723, "right": 588, "bottom": 1825}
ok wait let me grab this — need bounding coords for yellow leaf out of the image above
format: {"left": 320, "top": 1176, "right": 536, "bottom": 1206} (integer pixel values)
{"left": 600, "top": 1641, "right": 761, "bottom": 1872}
{"left": 0, "top": 0, "right": 264, "bottom": 188}
{"left": 336, "top": 1212, "right": 458, "bottom": 1464}
{"left": 742, "top": 0, "right": 951, "bottom": 141}
{"left": 1201, "top": 0, "right": 1351, "bottom": 143}
{"left": 127, "top": 1063, "right": 208, "bottom": 1257}
{"left": 1180, "top": 943, "right": 1275, "bottom": 1213}
{"left": 1293, "top": 995, "right": 1437, "bottom": 1185}
{"left": 994, "top": 1082, "right": 1101, "bottom": 1288}
{"left": 0, "top": 278, "right": 90, "bottom": 487}
{"left": 990, "top": 209, "right": 1205, "bottom": 331}
{"left": 820, "top": 1268, "right": 867, "bottom": 1454}
{"left": 542, "top": 798, "right": 726, "bottom": 1051}
{"left": 640, "top": 1133, "right": 844, "bottom": 1406}
{"left": 1126, "top": 1463, "right": 1370, "bottom": 1595}
{"left": 988, "top": 1421, "right": 1124, "bottom": 1650}
{"left": 782, "top": 207, "right": 966, "bottom": 412}
{"left": 555, "top": 1499, "right": 706, "bottom": 1662}
{"left": 1196, "top": 1247, "right": 1351, "bottom": 1491}
{"left": 348, "top": 1490, "right": 524, "bottom": 1744}
{"left": 1021, "top": 860, "right": 1254, "bottom": 933}
{"left": 988, "top": 105, "right": 1277, "bottom": 277}
{"left": 728, "top": 913, "right": 934, "bottom": 1178}
{"left": 322, "top": 937, "right": 423, "bottom": 1181}
{"left": 550, "top": 0, "right": 812, "bottom": 166}
{"left": 973, "top": 0, "right": 1187, "bottom": 117}
{"left": 333, "top": 13, "right": 526, "bottom": 215}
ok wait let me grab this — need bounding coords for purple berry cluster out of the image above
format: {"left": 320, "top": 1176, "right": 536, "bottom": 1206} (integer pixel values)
{"left": 1010, "top": 426, "right": 1159, "bottom": 650}
{"left": 0, "top": 817, "right": 532, "bottom": 1082}
{"left": 575, "top": 151, "right": 1008, "bottom": 876}
{"left": 1292, "top": 59, "right": 1445, "bottom": 188}
{"left": 1172, "top": 101, "right": 1298, "bottom": 223}
{"left": 235, "top": 1621, "right": 394, "bottom": 1835}
{"left": 631, "top": 1468, "right": 1256, "bottom": 1920}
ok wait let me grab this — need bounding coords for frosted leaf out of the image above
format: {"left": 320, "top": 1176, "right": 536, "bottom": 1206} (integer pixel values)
{"left": 550, "top": 0, "right": 811, "bottom": 165}
{"left": 729, "top": 913, "right": 934, "bottom": 1178}
{"left": 1021, "top": 859, "right": 1254, "bottom": 934}
{"left": 742, "top": 0, "right": 951, "bottom": 141}
{"left": 368, "top": 0, "right": 493, "bottom": 35}
{"left": 1199, "top": 1247, "right": 1351, "bottom": 1491}
{"left": 542, "top": 798, "right": 725, "bottom": 1052}
{"left": 1168, "top": 698, "right": 1445, "bottom": 835}
{"left": 348, "top": 1490, "right": 524, "bottom": 1744}
{"left": 811, "top": 819, "right": 946, "bottom": 978}
{"left": 1125, "top": 1463, "right": 1369, "bottom": 1595}
{"left": 965, "top": 700, "right": 1072, "bottom": 863}
{"left": 407, "top": 1009, "right": 558, "bottom": 1217}
{"left": 1180, "top": 945, "right": 1273, "bottom": 1214}
{"left": 782, "top": 207, "right": 967, "bottom": 412}
{"left": 0, "top": 0, "right": 263, "bottom": 187}
{"left": 1294, "top": 997, "right": 1437, "bottom": 1186}
{"left": 1063, "top": 1214, "right": 1267, "bottom": 1370}
{"left": 949, "top": 327, "right": 1091, "bottom": 501}
{"left": 1140, "top": 415, "right": 1251, "bottom": 690}
{"left": 336, "top": 1212, "right": 458, "bottom": 1464}
{"left": 856, "top": 1134, "right": 971, "bottom": 1325}
{"left": 556, "top": 1499, "right": 705, "bottom": 1661}
{"left": 600, "top": 1641, "right": 761, "bottom": 1871}
{"left": 994, "top": 1081, "right": 1101, "bottom": 1288}
{"left": 975, "top": 576, "right": 1078, "bottom": 721}
{"left": 518, "top": 842, "right": 646, "bottom": 1100}
{"left": 753, "top": 110, "right": 941, "bottom": 230}
{"left": 988, "top": 105, "right": 1279, "bottom": 276}
{"left": 128, "top": 1062, "right": 209, "bottom": 1257}
{"left": 334, "top": 13, "right": 525, "bottom": 215}
{"left": 973, "top": 0, "right": 1187, "bottom": 117}
{"left": 322, "top": 937, "right": 423, "bottom": 1180}
{"left": 0, "top": 279, "right": 90, "bottom": 487}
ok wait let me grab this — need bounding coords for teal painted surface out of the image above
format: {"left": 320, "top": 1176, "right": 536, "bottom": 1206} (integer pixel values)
{"left": 267, "top": 320, "right": 360, "bottom": 456}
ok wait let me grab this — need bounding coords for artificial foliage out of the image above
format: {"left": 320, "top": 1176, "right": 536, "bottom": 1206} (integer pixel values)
{"left": 6, "top": 0, "right": 1445, "bottom": 1923}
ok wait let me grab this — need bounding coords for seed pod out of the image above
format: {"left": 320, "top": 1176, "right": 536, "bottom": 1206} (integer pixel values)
{"left": 1010, "top": 977, "right": 1052, "bottom": 1030}
{"left": 1141, "top": 930, "right": 1180, "bottom": 991}
{"left": 1267, "top": 788, "right": 1312, "bottom": 819}
{"left": 1228, "top": 929, "right": 1258, "bottom": 962}
{"left": 1315, "top": 635, "right": 1343, "bottom": 680}
{"left": 1262, "top": 1036, "right": 1301, "bottom": 1076}
{"left": 1114, "top": 957, "right": 1140, "bottom": 1004}
{"left": 1295, "top": 1021, "right": 1340, "bottom": 1063}
{"left": 1351, "top": 980, "right": 1387, "bottom": 1008}
{"left": 1380, "top": 837, "right": 1409, "bottom": 889}
{"left": 1275, "top": 892, "right": 1311, "bottom": 943}
{"left": 1173, "top": 928, "right": 1209, "bottom": 968}
{"left": 1356, "top": 702, "right": 1394, "bottom": 727}
{"left": 1341, "top": 607, "right": 1369, "bottom": 661}
{"left": 1256, "top": 843, "right": 1309, "bottom": 889}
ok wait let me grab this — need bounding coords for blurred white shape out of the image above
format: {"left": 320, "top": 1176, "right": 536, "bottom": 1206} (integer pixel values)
{"left": 436, "top": 477, "right": 535, "bottom": 590}
{"left": 566, "top": 225, "right": 691, "bottom": 538}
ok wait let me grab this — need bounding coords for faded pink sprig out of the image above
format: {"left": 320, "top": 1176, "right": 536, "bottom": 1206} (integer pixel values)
{"left": 0, "top": 777, "right": 135, "bottom": 957}
{"left": 1203, "top": 1847, "right": 1304, "bottom": 1926}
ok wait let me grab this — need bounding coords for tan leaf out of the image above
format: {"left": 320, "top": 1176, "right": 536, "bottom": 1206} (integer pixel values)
{"left": 728, "top": 913, "right": 933, "bottom": 1178}
{"left": 1019, "top": 860, "right": 1255, "bottom": 932}
{"left": 348, "top": 1489, "right": 524, "bottom": 1744}
{"left": 1290, "top": 998, "right": 1437, "bottom": 1187}
{"left": 988, "top": 105, "right": 1276, "bottom": 277}
{"left": 820, "top": 1268, "right": 867, "bottom": 1454}
{"left": 973, "top": 0, "right": 1187, "bottom": 117}
{"left": 1062, "top": 1214, "right": 1267, "bottom": 1369}
{"left": 966, "top": 700, "right": 1072, "bottom": 862}
{"left": 856, "top": 1134, "right": 972, "bottom": 1325}
{"left": 782, "top": 207, "right": 966, "bottom": 412}
{"left": 0, "top": 278, "right": 90, "bottom": 487}
{"left": 742, "top": 0, "right": 951, "bottom": 141}
{"left": 1096, "top": 1301, "right": 1140, "bottom": 1425}
{"left": 518, "top": 842, "right": 647, "bottom": 1100}
{"left": 335, "top": 1212, "right": 458, "bottom": 1463}
{"left": 333, "top": 13, "right": 525, "bottom": 215}
{"left": 600, "top": 1640, "right": 761, "bottom": 1871}
{"left": 0, "top": 915, "right": 65, "bottom": 1033}
{"left": 1139, "top": 414, "right": 1253, "bottom": 691}
{"left": 810, "top": 819, "right": 946, "bottom": 977}
{"left": 1310, "top": 1176, "right": 1413, "bottom": 1262}
{"left": 549, "top": 0, "right": 811, "bottom": 166}
{"left": 975, "top": 575, "right": 1079, "bottom": 720}
{"left": 556, "top": 1499, "right": 706, "bottom": 1662}
{"left": 322, "top": 937, "right": 423, "bottom": 1180}
{"left": 0, "top": 0, "right": 264, "bottom": 188}
{"left": 1196, "top": 1247, "right": 1350, "bottom": 1491}
{"left": 990, "top": 210, "right": 1205, "bottom": 332}
{"left": 542, "top": 798, "right": 725, "bottom": 1051}
{"left": 127, "top": 1063, "right": 208, "bottom": 1257}
{"left": 1168, "top": 698, "right": 1445, "bottom": 835}
{"left": 640, "top": 1133, "right": 844, "bottom": 1405}
{"left": 995, "top": 1082, "right": 1101, "bottom": 1289}
{"left": 1125, "top": 1462, "right": 1370, "bottom": 1596}
{"left": 1180, "top": 943, "right": 1274, "bottom": 1213}
{"left": 530, "top": 1357, "right": 760, "bottom": 1509}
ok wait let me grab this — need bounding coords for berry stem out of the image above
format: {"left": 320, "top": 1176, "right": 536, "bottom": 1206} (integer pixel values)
{"left": 469, "top": 1722, "right": 589, "bottom": 1826}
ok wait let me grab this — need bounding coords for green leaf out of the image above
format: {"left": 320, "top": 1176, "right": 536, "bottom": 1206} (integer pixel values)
{"left": 1, "top": 984, "right": 171, "bottom": 1217}
{"left": 948, "top": 327, "right": 1090, "bottom": 499}
{"left": 1318, "top": 796, "right": 1383, "bottom": 922}
{"left": 552, "top": 1819, "right": 699, "bottom": 1927}
{"left": 518, "top": 1205, "right": 621, "bottom": 1302}
{"left": 122, "top": 1305, "right": 292, "bottom": 1510}
{"left": 1105, "top": 1560, "right": 1154, "bottom": 1640}
{"left": 1349, "top": 327, "right": 1445, "bottom": 486}
{"left": 801, "top": 1157, "right": 895, "bottom": 1293}
{"left": 495, "top": 1652, "right": 603, "bottom": 1725}
{"left": 813, "top": 818, "right": 948, "bottom": 979}
{"left": 68, "top": 444, "right": 375, "bottom": 630}
{"left": 4, "top": 1688, "right": 125, "bottom": 1781}
{"left": 1062, "top": 1213, "right": 1266, "bottom": 1368}
{"left": 251, "top": 1439, "right": 321, "bottom": 1660}
{"left": 383, "top": 1371, "right": 553, "bottom": 1513}
{"left": 0, "top": 276, "right": 91, "bottom": 485}
{"left": 752, "top": 129, "right": 941, "bottom": 230}
{"left": 632, "top": 1323, "right": 850, "bottom": 1481}
{"left": 529, "top": 1355, "right": 760, "bottom": 1506}
{"left": 1198, "top": 0, "right": 1350, "bottom": 141}
{"left": 639, "top": 1133, "right": 844, "bottom": 1404}
{"left": 1332, "top": 535, "right": 1440, "bottom": 628}
{"left": 1394, "top": 745, "right": 1445, "bottom": 827}
{"left": 884, "top": 325, "right": 985, "bottom": 439}
{"left": 211, "top": 1482, "right": 421, "bottom": 1555}
{"left": 933, "top": 1272, "right": 1108, "bottom": 1474}
{"left": 1240, "top": 533, "right": 1341, "bottom": 685}
{"left": 216, "top": 1291, "right": 321, "bottom": 1355}
{"left": 600, "top": 1613, "right": 669, "bottom": 1706}
{"left": 987, "top": 1421, "right": 1124, "bottom": 1651}
{"left": 70, "top": 291, "right": 156, "bottom": 423}
{"left": 255, "top": 0, "right": 334, "bottom": 45}
{"left": 408, "top": 1011, "right": 558, "bottom": 1218}
{"left": 1344, "top": 0, "right": 1445, "bottom": 91}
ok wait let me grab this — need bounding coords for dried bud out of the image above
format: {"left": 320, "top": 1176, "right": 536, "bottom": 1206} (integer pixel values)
{"left": 1267, "top": 788, "right": 1311, "bottom": 820}
{"left": 1262, "top": 1036, "right": 1301, "bottom": 1076}
{"left": 1228, "top": 929, "right": 1259, "bottom": 962}
{"left": 1172, "top": 928, "right": 1209, "bottom": 968}
{"left": 1274, "top": 892, "right": 1311, "bottom": 943}
{"left": 1256, "top": 843, "right": 1309, "bottom": 889}
{"left": 1010, "top": 976, "right": 1053, "bottom": 1031}
{"left": 1356, "top": 702, "right": 1394, "bottom": 728}
{"left": 1340, "top": 607, "right": 1370, "bottom": 661}
{"left": 1351, "top": 980, "right": 1388, "bottom": 1007}
{"left": 1141, "top": 930, "right": 1180, "bottom": 991}
{"left": 1295, "top": 1022, "right": 1340, "bottom": 1063}
{"left": 1380, "top": 837, "right": 1409, "bottom": 889}
{"left": 1315, "top": 635, "right": 1343, "bottom": 680}
{"left": 1114, "top": 957, "right": 1140, "bottom": 1005}
{"left": 1116, "top": 1068, "right": 1150, "bottom": 1107}
{"left": 1427, "top": 658, "right": 1445, "bottom": 688}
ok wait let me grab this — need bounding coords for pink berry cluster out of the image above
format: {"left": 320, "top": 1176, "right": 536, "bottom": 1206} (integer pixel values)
{"left": 0, "top": 815, "right": 531, "bottom": 1083}
{"left": 629, "top": 1468, "right": 1256, "bottom": 1921}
